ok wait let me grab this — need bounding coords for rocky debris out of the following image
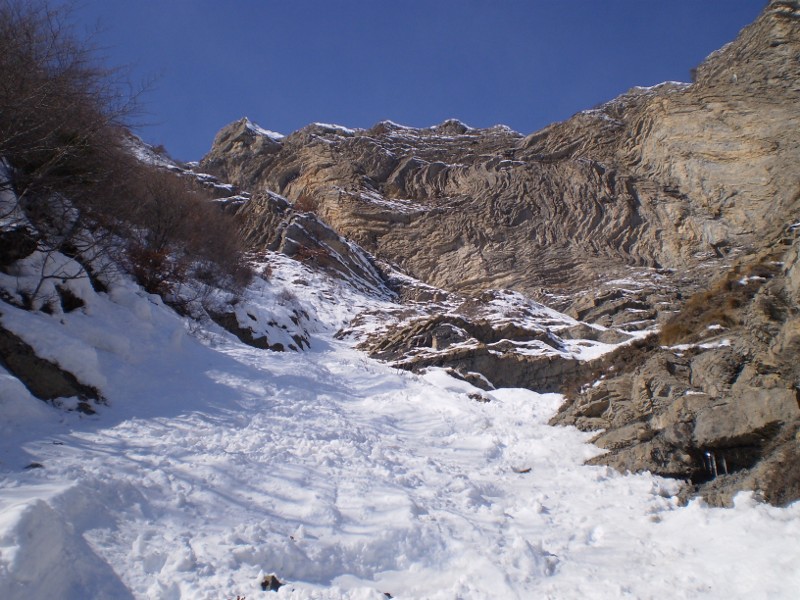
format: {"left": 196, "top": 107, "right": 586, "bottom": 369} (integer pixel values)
{"left": 0, "top": 321, "right": 102, "bottom": 413}
{"left": 560, "top": 267, "right": 700, "bottom": 331}
{"left": 356, "top": 287, "right": 643, "bottom": 393}
{"left": 367, "top": 311, "right": 577, "bottom": 392}
{"left": 210, "top": 311, "right": 291, "bottom": 352}
{"left": 552, "top": 232, "right": 800, "bottom": 506}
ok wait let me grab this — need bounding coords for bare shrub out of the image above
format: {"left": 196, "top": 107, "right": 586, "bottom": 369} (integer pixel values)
{"left": 294, "top": 244, "right": 329, "bottom": 264}
{"left": 0, "top": 0, "right": 251, "bottom": 308}
{"left": 123, "top": 166, "right": 252, "bottom": 296}
{"left": 0, "top": 0, "right": 139, "bottom": 215}
{"left": 258, "top": 261, "right": 273, "bottom": 280}
{"left": 293, "top": 193, "right": 318, "bottom": 213}
{"left": 0, "top": 0, "right": 145, "bottom": 303}
{"left": 127, "top": 245, "right": 185, "bottom": 296}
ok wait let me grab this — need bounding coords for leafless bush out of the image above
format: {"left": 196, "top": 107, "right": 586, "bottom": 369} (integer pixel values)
{"left": 0, "top": 1, "right": 251, "bottom": 306}
{"left": 0, "top": 0, "right": 142, "bottom": 302}
{"left": 293, "top": 193, "right": 318, "bottom": 213}
{"left": 258, "top": 262, "right": 273, "bottom": 280}
{"left": 0, "top": 0, "right": 139, "bottom": 216}
{"left": 294, "top": 244, "right": 329, "bottom": 264}
{"left": 124, "top": 166, "right": 252, "bottom": 296}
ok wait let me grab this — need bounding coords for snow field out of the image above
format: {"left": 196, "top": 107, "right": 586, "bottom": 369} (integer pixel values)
{"left": 1, "top": 257, "right": 799, "bottom": 599}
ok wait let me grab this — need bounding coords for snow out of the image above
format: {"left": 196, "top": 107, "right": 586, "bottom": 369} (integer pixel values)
{"left": 668, "top": 338, "right": 733, "bottom": 353}
{"left": 630, "top": 81, "right": 691, "bottom": 93}
{"left": 123, "top": 134, "right": 179, "bottom": 170}
{"left": 738, "top": 275, "right": 767, "bottom": 285}
{"left": 374, "top": 119, "right": 414, "bottom": 130}
{"left": 0, "top": 246, "right": 98, "bottom": 313}
{"left": 244, "top": 117, "right": 285, "bottom": 141}
{"left": 312, "top": 122, "right": 356, "bottom": 135}
{"left": 354, "top": 190, "right": 427, "bottom": 214}
{"left": 1, "top": 255, "right": 799, "bottom": 598}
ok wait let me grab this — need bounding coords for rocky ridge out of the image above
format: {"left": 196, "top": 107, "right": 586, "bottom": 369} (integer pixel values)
{"left": 203, "top": 2, "right": 798, "bottom": 313}
{"left": 197, "top": 1, "right": 800, "bottom": 506}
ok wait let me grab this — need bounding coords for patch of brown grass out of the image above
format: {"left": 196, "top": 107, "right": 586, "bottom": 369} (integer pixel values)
{"left": 659, "top": 259, "right": 781, "bottom": 346}
{"left": 293, "top": 193, "right": 318, "bottom": 213}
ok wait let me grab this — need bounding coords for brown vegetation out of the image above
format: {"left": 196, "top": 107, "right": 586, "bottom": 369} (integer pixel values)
{"left": 123, "top": 167, "right": 252, "bottom": 296}
{"left": 0, "top": 0, "right": 136, "bottom": 212}
{"left": 294, "top": 244, "right": 329, "bottom": 264}
{"left": 293, "top": 192, "right": 318, "bottom": 213}
{"left": 0, "top": 0, "right": 251, "bottom": 306}
{"left": 659, "top": 258, "right": 782, "bottom": 346}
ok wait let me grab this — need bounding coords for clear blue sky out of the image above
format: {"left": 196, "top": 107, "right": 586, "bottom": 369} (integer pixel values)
{"left": 65, "top": 0, "right": 767, "bottom": 162}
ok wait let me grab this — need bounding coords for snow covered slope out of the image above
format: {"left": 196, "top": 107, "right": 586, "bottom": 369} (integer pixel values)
{"left": 1, "top": 253, "right": 799, "bottom": 599}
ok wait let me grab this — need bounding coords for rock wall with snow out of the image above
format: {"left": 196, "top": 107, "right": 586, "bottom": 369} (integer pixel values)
{"left": 2, "top": 3, "right": 800, "bottom": 597}
{"left": 196, "top": 1, "right": 800, "bottom": 506}
{"left": 202, "top": 1, "right": 799, "bottom": 309}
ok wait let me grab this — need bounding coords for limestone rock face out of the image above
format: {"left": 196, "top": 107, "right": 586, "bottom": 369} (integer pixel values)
{"left": 203, "top": 1, "right": 800, "bottom": 310}
{"left": 199, "top": 1, "right": 800, "bottom": 505}
{"left": 235, "top": 190, "right": 394, "bottom": 298}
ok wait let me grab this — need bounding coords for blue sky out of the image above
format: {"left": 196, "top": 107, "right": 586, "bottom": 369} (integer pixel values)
{"left": 66, "top": 1, "right": 767, "bottom": 161}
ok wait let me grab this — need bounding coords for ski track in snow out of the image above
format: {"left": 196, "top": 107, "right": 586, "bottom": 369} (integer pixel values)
{"left": 1, "top": 264, "right": 799, "bottom": 599}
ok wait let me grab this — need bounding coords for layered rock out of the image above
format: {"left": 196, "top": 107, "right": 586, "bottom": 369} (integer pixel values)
{"left": 203, "top": 1, "right": 799, "bottom": 314}
{"left": 233, "top": 190, "right": 394, "bottom": 298}
{"left": 198, "top": 1, "right": 800, "bottom": 505}
{"left": 350, "top": 287, "right": 639, "bottom": 393}
{"left": 552, "top": 230, "right": 800, "bottom": 506}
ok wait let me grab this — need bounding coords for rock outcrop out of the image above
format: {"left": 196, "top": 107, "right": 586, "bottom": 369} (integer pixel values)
{"left": 552, "top": 230, "right": 800, "bottom": 506}
{"left": 203, "top": 1, "right": 799, "bottom": 314}
{"left": 0, "top": 321, "right": 102, "bottom": 413}
{"left": 354, "top": 287, "right": 637, "bottom": 393}
{"left": 233, "top": 190, "right": 394, "bottom": 299}
{"left": 199, "top": 1, "right": 800, "bottom": 506}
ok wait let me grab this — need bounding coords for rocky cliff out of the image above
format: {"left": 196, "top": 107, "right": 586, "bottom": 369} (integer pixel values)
{"left": 199, "top": 1, "right": 800, "bottom": 506}
{"left": 203, "top": 2, "right": 798, "bottom": 308}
